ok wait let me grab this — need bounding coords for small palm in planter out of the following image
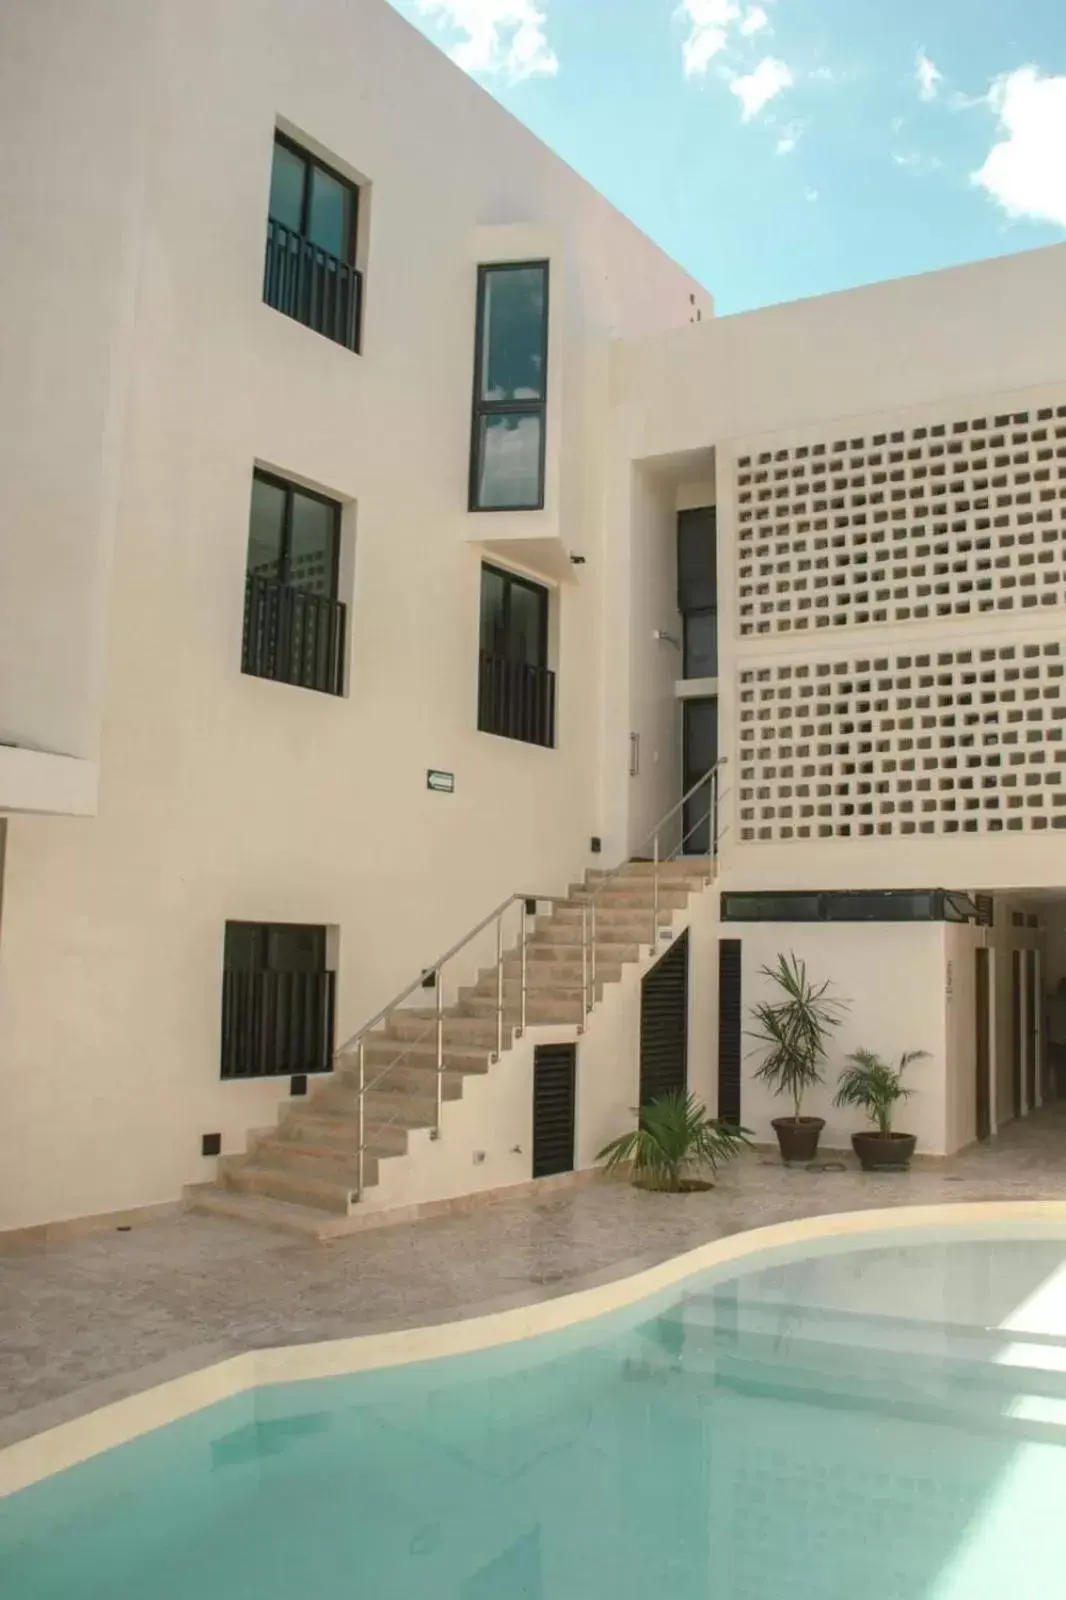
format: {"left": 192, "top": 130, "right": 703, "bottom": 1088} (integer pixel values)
{"left": 834, "top": 1048, "right": 929, "bottom": 1171}
{"left": 748, "top": 953, "right": 847, "bottom": 1164}
{"left": 597, "top": 1091, "right": 751, "bottom": 1193}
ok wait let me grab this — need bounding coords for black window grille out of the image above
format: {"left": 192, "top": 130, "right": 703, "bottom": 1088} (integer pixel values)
{"left": 470, "top": 262, "right": 549, "bottom": 511}
{"left": 220, "top": 922, "right": 335, "bottom": 1080}
{"left": 721, "top": 889, "right": 979, "bottom": 923}
{"left": 477, "top": 564, "right": 554, "bottom": 747}
{"left": 242, "top": 469, "right": 346, "bottom": 695}
{"left": 263, "top": 133, "right": 362, "bottom": 352}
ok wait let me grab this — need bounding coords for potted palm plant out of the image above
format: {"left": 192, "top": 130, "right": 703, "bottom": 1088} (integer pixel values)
{"left": 748, "top": 952, "right": 846, "bottom": 1164}
{"left": 834, "top": 1048, "right": 929, "bottom": 1171}
{"left": 597, "top": 1090, "right": 751, "bottom": 1192}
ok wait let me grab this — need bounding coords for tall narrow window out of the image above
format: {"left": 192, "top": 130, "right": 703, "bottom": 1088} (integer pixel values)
{"left": 243, "top": 470, "right": 346, "bottom": 696}
{"left": 470, "top": 263, "right": 549, "bottom": 511}
{"left": 221, "top": 922, "right": 335, "bottom": 1080}
{"left": 477, "top": 564, "right": 554, "bottom": 747}
{"left": 677, "top": 507, "right": 717, "bottom": 679}
{"left": 263, "top": 132, "right": 362, "bottom": 352}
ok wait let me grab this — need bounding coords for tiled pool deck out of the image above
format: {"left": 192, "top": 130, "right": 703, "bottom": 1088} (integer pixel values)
{"left": 4, "top": 1106, "right": 1066, "bottom": 1449}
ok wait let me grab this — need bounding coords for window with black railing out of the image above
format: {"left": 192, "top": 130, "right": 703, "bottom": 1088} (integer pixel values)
{"left": 242, "top": 469, "right": 346, "bottom": 695}
{"left": 478, "top": 564, "right": 555, "bottom": 748}
{"left": 221, "top": 922, "right": 335, "bottom": 1081}
{"left": 263, "top": 132, "right": 362, "bottom": 352}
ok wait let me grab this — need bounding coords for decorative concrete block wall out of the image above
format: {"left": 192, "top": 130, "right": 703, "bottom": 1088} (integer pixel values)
{"left": 737, "top": 638, "right": 1066, "bottom": 843}
{"left": 735, "top": 404, "right": 1066, "bottom": 638}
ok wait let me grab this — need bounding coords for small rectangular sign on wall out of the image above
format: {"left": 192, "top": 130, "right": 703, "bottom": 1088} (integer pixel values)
{"left": 427, "top": 769, "right": 455, "bottom": 794}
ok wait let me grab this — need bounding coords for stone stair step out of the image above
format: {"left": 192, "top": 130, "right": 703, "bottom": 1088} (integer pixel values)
{"left": 480, "top": 965, "right": 623, "bottom": 991}
{"left": 220, "top": 1153, "right": 365, "bottom": 1214}
{"left": 265, "top": 1116, "right": 411, "bottom": 1159}
{"left": 525, "top": 940, "right": 640, "bottom": 964}
{"left": 566, "top": 886, "right": 692, "bottom": 910}
{"left": 185, "top": 1184, "right": 353, "bottom": 1240}
{"left": 321, "top": 1068, "right": 467, "bottom": 1113}
{"left": 385, "top": 1010, "right": 513, "bottom": 1048}
{"left": 287, "top": 1094, "right": 438, "bottom": 1137}
{"left": 347, "top": 1039, "right": 492, "bottom": 1076}
{"left": 586, "top": 858, "right": 712, "bottom": 880}
{"left": 457, "top": 992, "right": 585, "bottom": 1025}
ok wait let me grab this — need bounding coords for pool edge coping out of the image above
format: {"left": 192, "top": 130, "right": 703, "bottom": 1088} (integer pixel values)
{"left": 6, "top": 1198, "right": 1066, "bottom": 1498}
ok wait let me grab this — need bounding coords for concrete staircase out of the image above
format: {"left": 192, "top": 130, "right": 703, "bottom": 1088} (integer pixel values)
{"left": 188, "top": 857, "right": 713, "bottom": 1238}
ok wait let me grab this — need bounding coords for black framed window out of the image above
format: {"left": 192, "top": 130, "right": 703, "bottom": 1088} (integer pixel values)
{"left": 263, "top": 132, "right": 363, "bottom": 352}
{"left": 677, "top": 508, "right": 717, "bottom": 680}
{"left": 683, "top": 610, "right": 718, "bottom": 679}
{"left": 243, "top": 469, "right": 346, "bottom": 695}
{"left": 721, "top": 889, "right": 978, "bottom": 923}
{"left": 478, "top": 564, "right": 554, "bottom": 747}
{"left": 221, "top": 922, "right": 335, "bottom": 1080}
{"left": 470, "top": 262, "right": 549, "bottom": 511}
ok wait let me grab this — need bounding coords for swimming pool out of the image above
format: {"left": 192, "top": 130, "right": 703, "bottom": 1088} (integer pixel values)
{"left": 5, "top": 1212, "right": 1066, "bottom": 1599}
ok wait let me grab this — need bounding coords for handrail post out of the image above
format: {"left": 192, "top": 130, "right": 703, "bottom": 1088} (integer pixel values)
{"left": 581, "top": 901, "right": 589, "bottom": 1022}
{"left": 355, "top": 1037, "right": 366, "bottom": 1204}
{"left": 435, "top": 965, "right": 444, "bottom": 1138}
{"left": 495, "top": 914, "right": 504, "bottom": 1060}
{"left": 520, "top": 900, "right": 528, "bottom": 1037}
{"left": 652, "top": 832, "right": 660, "bottom": 948}
{"left": 710, "top": 770, "right": 718, "bottom": 870}
{"left": 590, "top": 899, "right": 597, "bottom": 1003}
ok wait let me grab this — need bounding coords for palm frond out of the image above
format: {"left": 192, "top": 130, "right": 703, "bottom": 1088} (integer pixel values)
{"left": 597, "top": 1091, "right": 751, "bottom": 1191}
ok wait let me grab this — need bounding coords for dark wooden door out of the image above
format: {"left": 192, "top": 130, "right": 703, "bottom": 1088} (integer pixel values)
{"left": 718, "top": 938, "right": 742, "bottom": 1124}
{"left": 640, "top": 932, "right": 689, "bottom": 1106}
{"left": 1012, "top": 949, "right": 1023, "bottom": 1118}
{"left": 532, "top": 1044, "right": 576, "bottom": 1178}
{"left": 975, "top": 946, "right": 991, "bottom": 1141}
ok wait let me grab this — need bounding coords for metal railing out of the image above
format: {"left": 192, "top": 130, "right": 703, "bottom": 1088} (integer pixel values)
{"left": 221, "top": 968, "right": 335, "bottom": 1081}
{"left": 263, "top": 219, "right": 363, "bottom": 352}
{"left": 578, "top": 759, "right": 725, "bottom": 1019}
{"left": 335, "top": 758, "right": 726, "bottom": 1202}
{"left": 242, "top": 574, "right": 347, "bottom": 696}
{"left": 477, "top": 653, "right": 556, "bottom": 748}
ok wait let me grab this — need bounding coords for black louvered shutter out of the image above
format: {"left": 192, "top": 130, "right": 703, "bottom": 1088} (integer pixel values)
{"left": 717, "top": 939, "right": 742, "bottom": 1123}
{"left": 639, "top": 932, "right": 689, "bottom": 1107}
{"left": 532, "top": 1044, "right": 576, "bottom": 1178}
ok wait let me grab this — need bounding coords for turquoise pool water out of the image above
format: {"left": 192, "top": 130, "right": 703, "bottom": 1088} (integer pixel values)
{"left": 6, "top": 1228, "right": 1066, "bottom": 1599}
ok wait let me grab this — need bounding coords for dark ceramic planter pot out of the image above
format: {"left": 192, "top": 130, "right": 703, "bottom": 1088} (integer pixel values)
{"left": 772, "top": 1116, "right": 825, "bottom": 1164}
{"left": 852, "top": 1131, "right": 917, "bottom": 1172}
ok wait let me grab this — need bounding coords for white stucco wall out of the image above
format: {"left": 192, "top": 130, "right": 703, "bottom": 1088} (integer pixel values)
{"left": 733, "top": 921, "right": 949, "bottom": 1154}
{"left": 0, "top": 0, "right": 709, "bottom": 1230}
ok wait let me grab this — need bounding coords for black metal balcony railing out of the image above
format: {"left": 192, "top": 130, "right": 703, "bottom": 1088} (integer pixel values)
{"left": 221, "top": 968, "right": 336, "bottom": 1080}
{"left": 243, "top": 574, "right": 346, "bottom": 696}
{"left": 263, "top": 219, "right": 363, "bottom": 352}
{"left": 478, "top": 652, "right": 556, "bottom": 748}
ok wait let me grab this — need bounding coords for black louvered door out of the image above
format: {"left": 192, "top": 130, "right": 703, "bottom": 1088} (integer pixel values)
{"left": 718, "top": 939, "right": 742, "bottom": 1124}
{"left": 532, "top": 1044, "right": 576, "bottom": 1178}
{"left": 640, "top": 932, "right": 689, "bottom": 1107}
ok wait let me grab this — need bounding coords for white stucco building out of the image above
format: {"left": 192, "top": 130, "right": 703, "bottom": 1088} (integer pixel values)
{"left": 1, "top": 0, "right": 1064, "bottom": 1237}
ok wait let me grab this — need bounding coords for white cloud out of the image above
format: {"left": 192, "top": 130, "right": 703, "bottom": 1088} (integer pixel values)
{"left": 414, "top": 0, "right": 558, "bottom": 80}
{"left": 892, "top": 149, "right": 944, "bottom": 174}
{"left": 775, "top": 119, "right": 803, "bottom": 154}
{"left": 680, "top": 0, "right": 771, "bottom": 78}
{"left": 973, "top": 66, "right": 1066, "bottom": 227}
{"left": 730, "top": 56, "right": 793, "bottom": 119}
{"left": 916, "top": 50, "right": 942, "bottom": 102}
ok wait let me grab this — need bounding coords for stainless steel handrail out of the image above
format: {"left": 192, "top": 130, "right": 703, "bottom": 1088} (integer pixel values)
{"left": 579, "top": 758, "right": 726, "bottom": 1016}
{"left": 336, "top": 757, "right": 727, "bottom": 1206}
{"left": 335, "top": 892, "right": 570, "bottom": 1201}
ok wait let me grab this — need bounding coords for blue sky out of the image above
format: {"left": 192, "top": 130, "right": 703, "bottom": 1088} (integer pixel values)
{"left": 388, "top": 0, "right": 1066, "bottom": 313}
